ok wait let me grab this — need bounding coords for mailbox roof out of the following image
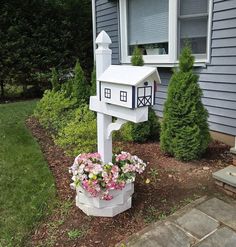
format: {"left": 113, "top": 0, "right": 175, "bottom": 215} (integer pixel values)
{"left": 98, "top": 65, "right": 161, "bottom": 86}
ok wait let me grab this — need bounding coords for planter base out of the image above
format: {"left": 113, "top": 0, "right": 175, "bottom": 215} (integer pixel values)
{"left": 76, "top": 197, "right": 132, "bottom": 217}
{"left": 74, "top": 183, "right": 134, "bottom": 217}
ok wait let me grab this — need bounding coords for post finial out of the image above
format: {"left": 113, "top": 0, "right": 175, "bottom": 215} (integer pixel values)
{"left": 96, "top": 30, "right": 112, "bottom": 47}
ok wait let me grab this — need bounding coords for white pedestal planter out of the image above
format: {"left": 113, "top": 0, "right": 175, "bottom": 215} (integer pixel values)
{"left": 74, "top": 183, "right": 134, "bottom": 217}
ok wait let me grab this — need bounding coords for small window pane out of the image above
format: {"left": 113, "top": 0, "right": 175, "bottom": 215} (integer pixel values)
{"left": 120, "top": 91, "right": 127, "bottom": 102}
{"left": 180, "top": 37, "right": 207, "bottom": 55}
{"left": 180, "top": 17, "right": 208, "bottom": 55}
{"left": 138, "top": 88, "right": 145, "bottom": 97}
{"left": 145, "top": 87, "right": 152, "bottom": 96}
{"left": 180, "top": 18, "right": 208, "bottom": 39}
{"left": 104, "top": 88, "right": 111, "bottom": 99}
{"left": 180, "top": 0, "right": 208, "bottom": 16}
{"left": 128, "top": 0, "right": 169, "bottom": 55}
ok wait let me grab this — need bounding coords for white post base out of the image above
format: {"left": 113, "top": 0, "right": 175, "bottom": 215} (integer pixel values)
{"left": 75, "top": 183, "right": 134, "bottom": 217}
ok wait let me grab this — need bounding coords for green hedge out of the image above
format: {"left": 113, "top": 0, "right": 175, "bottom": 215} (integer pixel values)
{"left": 55, "top": 105, "right": 97, "bottom": 156}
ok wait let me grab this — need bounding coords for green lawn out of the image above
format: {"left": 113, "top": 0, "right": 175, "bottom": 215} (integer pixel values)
{"left": 0, "top": 101, "right": 56, "bottom": 247}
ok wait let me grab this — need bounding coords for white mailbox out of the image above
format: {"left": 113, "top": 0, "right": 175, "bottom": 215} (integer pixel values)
{"left": 89, "top": 30, "right": 162, "bottom": 164}
{"left": 98, "top": 65, "right": 161, "bottom": 109}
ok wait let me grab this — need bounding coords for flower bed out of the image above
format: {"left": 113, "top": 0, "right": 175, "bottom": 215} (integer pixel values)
{"left": 70, "top": 152, "right": 147, "bottom": 201}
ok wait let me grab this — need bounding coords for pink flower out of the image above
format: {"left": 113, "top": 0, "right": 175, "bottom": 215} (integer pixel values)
{"left": 70, "top": 152, "right": 147, "bottom": 200}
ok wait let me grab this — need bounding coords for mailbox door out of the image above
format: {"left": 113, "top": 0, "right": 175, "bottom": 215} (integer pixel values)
{"left": 137, "top": 86, "right": 152, "bottom": 107}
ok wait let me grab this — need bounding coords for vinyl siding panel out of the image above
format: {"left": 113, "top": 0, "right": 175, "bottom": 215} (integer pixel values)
{"left": 95, "top": 0, "right": 236, "bottom": 136}
{"left": 95, "top": 0, "right": 120, "bottom": 64}
{"left": 154, "top": 0, "right": 236, "bottom": 136}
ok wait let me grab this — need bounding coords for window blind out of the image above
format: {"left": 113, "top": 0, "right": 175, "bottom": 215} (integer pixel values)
{"left": 179, "top": 0, "right": 209, "bottom": 55}
{"left": 180, "top": 0, "right": 208, "bottom": 16}
{"left": 180, "top": 18, "right": 208, "bottom": 39}
{"left": 128, "top": 0, "right": 169, "bottom": 46}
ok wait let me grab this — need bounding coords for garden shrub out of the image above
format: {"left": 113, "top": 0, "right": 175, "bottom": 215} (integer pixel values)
{"left": 160, "top": 46, "right": 210, "bottom": 161}
{"left": 71, "top": 60, "right": 90, "bottom": 104}
{"left": 51, "top": 68, "right": 60, "bottom": 92}
{"left": 4, "top": 84, "right": 23, "bottom": 98}
{"left": 55, "top": 104, "right": 97, "bottom": 156}
{"left": 131, "top": 46, "right": 144, "bottom": 66}
{"left": 61, "top": 60, "right": 90, "bottom": 104}
{"left": 34, "top": 90, "right": 76, "bottom": 132}
{"left": 113, "top": 122, "right": 133, "bottom": 142}
{"left": 131, "top": 107, "right": 160, "bottom": 143}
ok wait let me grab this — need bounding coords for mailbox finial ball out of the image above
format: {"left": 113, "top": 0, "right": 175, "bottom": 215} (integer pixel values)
{"left": 96, "top": 30, "right": 112, "bottom": 45}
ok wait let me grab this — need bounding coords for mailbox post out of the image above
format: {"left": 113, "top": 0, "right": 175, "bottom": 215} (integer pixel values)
{"left": 95, "top": 31, "right": 113, "bottom": 163}
{"left": 90, "top": 31, "right": 161, "bottom": 164}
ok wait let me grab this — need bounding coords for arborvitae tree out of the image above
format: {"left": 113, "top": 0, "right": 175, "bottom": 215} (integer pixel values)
{"left": 160, "top": 46, "right": 210, "bottom": 161}
{"left": 90, "top": 65, "right": 96, "bottom": 96}
{"left": 50, "top": 68, "right": 60, "bottom": 92}
{"left": 131, "top": 46, "right": 144, "bottom": 66}
{"left": 130, "top": 45, "right": 160, "bottom": 142}
{"left": 72, "top": 60, "right": 90, "bottom": 104}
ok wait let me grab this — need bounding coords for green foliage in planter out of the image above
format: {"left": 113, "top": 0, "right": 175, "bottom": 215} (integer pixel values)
{"left": 131, "top": 107, "right": 160, "bottom": 143}
{"left": 55, "top": 104, "right": 97, "bottom": 156}
{"left": 51, "top": 68, "right": 60, "bottom": 92}
{"left": 160, "top": 46, "right": 210, "bottom": 161}
{"left": 131, "top": 46, "right": 144, "bottom": 66}
{"left": 34, "top": 90, "right": 76, "bottom": 132}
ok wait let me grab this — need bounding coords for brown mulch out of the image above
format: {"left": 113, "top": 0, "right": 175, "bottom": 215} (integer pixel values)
{"left": 26, "top": 117, "right": 233, "bottom": 247}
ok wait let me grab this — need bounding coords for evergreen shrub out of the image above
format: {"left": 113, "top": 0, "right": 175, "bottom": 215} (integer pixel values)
{"left": 55, "top": 104, "right": 97, "bottom": 156}
{"left": 113, "top": 122, "right": 133, "bottom": 142}
{"left": 34, "top": 90, "right": 76, "bottom": 132}
{"left": 51, "top": 68, "right": 60, "bottom": 92}
{"left": 160, "top": 46, "right": 210, "bottom": 161}
{"left": 131, "top": 46, "right": 144, "bottom": 66}
{"left": 61, "top": 60, "right": 90, "bottom": 104}
{"left": 131, "top": 107, "right": 160, "bottom": 142}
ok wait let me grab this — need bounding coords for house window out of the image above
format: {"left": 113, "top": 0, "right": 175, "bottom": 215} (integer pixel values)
{"left": 120, "top": 91, "right": 127, "bottom": 102}
{"left": 128, "top": 0, "right": 169, "bottom": 56}
{"left": 178, "top": 0, "right": 209, "bottom": 60}
{"left": 104, "top": 88, "right": 111, "bottom": 99}
{"left": 119, "top": 0, "right": 212, "bottom": 65}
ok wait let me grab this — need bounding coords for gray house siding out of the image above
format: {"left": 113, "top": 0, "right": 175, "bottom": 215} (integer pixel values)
{"left": 95, "top": 0, "right": 236, "bottom": 136}
{"left": 95, "top": 0, "right": 120, "bottom": 64}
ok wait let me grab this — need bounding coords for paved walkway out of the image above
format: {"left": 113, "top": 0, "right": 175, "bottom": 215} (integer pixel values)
{"left": 119, "top": 197, "right": 236, "bottom": 247}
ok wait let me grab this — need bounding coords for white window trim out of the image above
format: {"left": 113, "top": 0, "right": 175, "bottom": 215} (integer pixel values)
{"left": 119, "top": 0, "right": 213, "bottom": 67}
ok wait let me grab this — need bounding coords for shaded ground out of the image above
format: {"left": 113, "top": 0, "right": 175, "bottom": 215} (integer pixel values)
{"left": 26, "top": 117, "right": 233, "bottom": 247}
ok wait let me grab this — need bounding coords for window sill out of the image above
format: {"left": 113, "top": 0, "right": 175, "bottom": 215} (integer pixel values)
{"left": 120, "top": 60, "right": 208, "bottom": 68}
{"left": 121, "top": 55, "right": 208, "bottom": 68}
